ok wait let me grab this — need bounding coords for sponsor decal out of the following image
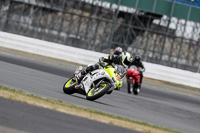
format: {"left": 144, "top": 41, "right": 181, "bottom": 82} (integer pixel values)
{"left": 96, "top": 73, "right": 101, "bottom": 77}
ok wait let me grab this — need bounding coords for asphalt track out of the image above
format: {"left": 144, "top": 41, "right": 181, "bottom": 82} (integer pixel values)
{"left": 0, "top": 53, "right": 200, "bottom": 133}
{"left": 0, "top": 97, "right": 136, "bottom": 133}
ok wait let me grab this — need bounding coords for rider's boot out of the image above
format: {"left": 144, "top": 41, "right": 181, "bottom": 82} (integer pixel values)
{"left": 140, "top": 76, "right": 143, "bottom": 87}
{"left": 75, "top": 83, "right": 86, "bottom": 95}
{"left": 136, "top": 82, "right": 140, "bottom": 93}
{"left": 135, "top": 82, "right": 139, "bottom": 88}
{"left": 114, "top": 87, "right": 120, "bottom": 90}
{"left": 139, "top": 82, "right": 142, "bottom": 89}
{"left": 75, "top": 83, "right": 84, "bottom": 90}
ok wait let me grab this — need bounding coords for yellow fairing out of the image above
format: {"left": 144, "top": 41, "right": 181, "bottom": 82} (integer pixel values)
{"left": 104, "top": 65, "right": 115, "bottom": 78}
{"left": 88, "top": 84, "right": 106, "bottom": 96}
{"left": 65, "top": 78, "right": 76, "bottom": 88}
{"left": 104, "top": 65, "right": 122, "bottom": 88}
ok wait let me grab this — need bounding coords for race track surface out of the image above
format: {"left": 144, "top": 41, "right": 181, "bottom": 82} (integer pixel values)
{"left": 0, "top": 97, "right": 135, "bottom": 133}
{"left": 0, "top": 52, "right": 200, "bottom": 133}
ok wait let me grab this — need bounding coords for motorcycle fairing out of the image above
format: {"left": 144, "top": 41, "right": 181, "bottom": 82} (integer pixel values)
{"left": 104, "top": 65, "right": 122, "bottom": 87}
{"left": 82, "top": 68, "right": 115, "bottom": 93}
{"left": 65, "top": 78, "right": 76, "bottom": 88}
{"left": 87, "top": 83, "right": 107, "bottom": 96}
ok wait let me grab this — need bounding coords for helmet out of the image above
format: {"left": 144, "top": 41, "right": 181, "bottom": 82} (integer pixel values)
{"left": 113, "top": 47, "right": 123, "bottom": 55}
{"left": 121, "top": 52, "right": 133, "bottom": 68}
{"left": 134, "top": 55, "right": 141, "bottom": 62}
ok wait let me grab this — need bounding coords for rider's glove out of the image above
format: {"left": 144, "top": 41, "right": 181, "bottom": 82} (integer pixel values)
{"left": 99, "top": 57, "right": 105, "bottom": 66}
{"left": 86, "top": 65, "right": 95, "bottom": 73}
{"left": 99, "top": 57, "right": 104, "bottom": 62}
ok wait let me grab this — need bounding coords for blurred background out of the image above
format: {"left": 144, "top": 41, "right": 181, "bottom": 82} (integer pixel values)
{"left": 0, "top": 0, "right": 200, "bottom": 72}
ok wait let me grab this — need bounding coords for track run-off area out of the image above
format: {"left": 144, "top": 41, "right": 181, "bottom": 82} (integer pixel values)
{"left": 0, "top": 49, "right": 200, "bottom": 133}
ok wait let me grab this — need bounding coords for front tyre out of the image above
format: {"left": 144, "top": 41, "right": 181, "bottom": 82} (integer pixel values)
{"left": 86, "top": 83, "right": 110, "bottom": 101}
{"left": 63, "top": 77, "right": 77, "bottom": 94}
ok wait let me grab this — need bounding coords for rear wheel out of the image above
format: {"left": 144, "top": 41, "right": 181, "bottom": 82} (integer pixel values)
{"left": 86, "top": 83, "right": 110, "bottom": 101}
{"left": 63, "top": 77, "right": 77, "bottom": 94}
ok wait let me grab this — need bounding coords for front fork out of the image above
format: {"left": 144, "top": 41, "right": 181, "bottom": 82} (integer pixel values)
{"left": 127, "top": 77, "right": 135, "bottom": 85}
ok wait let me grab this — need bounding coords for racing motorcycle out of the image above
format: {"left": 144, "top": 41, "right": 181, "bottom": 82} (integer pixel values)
{"left": 63, "top": 63, "right": 123, "bottom": 101}
{"left": 126, "top": 65, "right": 141, "bottom": 95}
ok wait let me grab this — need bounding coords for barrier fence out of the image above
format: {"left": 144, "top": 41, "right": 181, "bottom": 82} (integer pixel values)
{"left": 0, "top": 31, "right": 200, "bottom": 88}
{"left": 0, "top": 0, "right": 200, "bottom": 72}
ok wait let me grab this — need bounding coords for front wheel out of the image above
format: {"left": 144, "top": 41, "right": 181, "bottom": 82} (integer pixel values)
{"left": 86, "top": 83, "right": 110, "bottom": 101}
{"left": 63, "top": 77, "right": 77, "bottom": 94}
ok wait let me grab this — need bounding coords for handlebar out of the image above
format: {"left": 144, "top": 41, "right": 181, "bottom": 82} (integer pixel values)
{"left": 99, "top": 61, "right": 115, "bottom": 69}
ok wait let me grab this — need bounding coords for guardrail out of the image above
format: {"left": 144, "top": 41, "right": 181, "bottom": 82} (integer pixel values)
{"left": 0, "top": 31, "right": 200, "bottom": 89}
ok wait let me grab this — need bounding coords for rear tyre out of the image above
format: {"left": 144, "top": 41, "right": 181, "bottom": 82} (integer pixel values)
{"left": 63, "top": 77, "right": 77, "bottom": 94}
{"left": 86, "top": 83, "right": 110, "bottom": 101}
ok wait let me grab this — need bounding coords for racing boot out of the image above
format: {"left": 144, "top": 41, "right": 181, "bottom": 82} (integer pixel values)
{"left": 75, "top": 83, "right": 86, "bottom": 95}
{"left": 114, "top": 87, "right": 120, "bottom": 91}
{"left": 75, "top": 83, "right": 84, "bottom": 90}
{"left": 135, "top": 82, "right": 140, "bottom": 93}
{"left": 139, "top": 82, "right": 142, "bottom": 89}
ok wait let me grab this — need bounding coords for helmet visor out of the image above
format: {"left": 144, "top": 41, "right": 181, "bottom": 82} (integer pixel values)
{"left": 113, "top": 51, "right": 122, "bottom": 55}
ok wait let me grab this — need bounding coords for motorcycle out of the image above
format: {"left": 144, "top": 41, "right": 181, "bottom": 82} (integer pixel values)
{"left": 126, "top": 65, "right": 142, "bottom": 95}
{"left": 63, "top": 63, "right": 123, "bottom": 101}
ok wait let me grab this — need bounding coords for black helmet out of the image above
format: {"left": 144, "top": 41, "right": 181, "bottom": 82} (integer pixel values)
{"left": 134, "top": 55, "right": 141, "bottom": 62}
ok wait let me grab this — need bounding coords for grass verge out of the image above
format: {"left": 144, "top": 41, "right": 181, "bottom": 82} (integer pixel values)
{"left": 0, "top": 85, "right": 182, "bottom": 133}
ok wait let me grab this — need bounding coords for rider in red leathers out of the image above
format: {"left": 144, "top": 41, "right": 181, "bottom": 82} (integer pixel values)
{"left": 128, "top": 55, "right": 145, "bottom": 88}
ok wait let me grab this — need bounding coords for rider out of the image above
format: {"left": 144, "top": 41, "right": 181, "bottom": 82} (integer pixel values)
{"left": 98, "top": 50, "right": 133, "bottom": 90}
{"left": 101, "top": 47, "right": 132, "bottom": 69}
{"left": 76, "top": 47, "right": 133, "bottom": 90}
{"left": 76, "top": 47, "right": 123, "bottom": 83}
{"left": 128, "top": 55, "right": 145, "bottom": 88}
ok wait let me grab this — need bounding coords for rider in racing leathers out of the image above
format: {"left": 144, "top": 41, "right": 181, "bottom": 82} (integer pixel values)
{"left": 128, "top": 55, "right": 145, "bottom": 88}
{"left": 76, "top": 47, "right": 133, "bottom": 90}
{"left": 98, "top": 50, "right": 133, "bottom": 90}
{"left": 75, "top": 47, "right": 123, "bottom": 83}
